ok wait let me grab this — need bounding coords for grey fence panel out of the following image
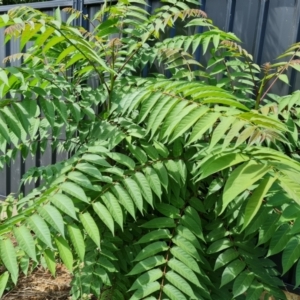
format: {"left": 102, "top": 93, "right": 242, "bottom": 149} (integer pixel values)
{"left": 86, "top": 5, "right": 102, "bottom": 91}
{"left": 204, "top": 0, "right": 229, "bottom": 30}
{"left": 0, "top": 25, "right": 6, "bottom": 199}
{"left": 0, "top": 3, "right": 72, "bottom": 197}
{"left": 9, "top": 38, "right": 22, "bottom": 196}
{"left": 232, "top": 0, "right": 260, "bottom": 55}
{"left": 260, "top": 0, "right": 300, "bottom": 95}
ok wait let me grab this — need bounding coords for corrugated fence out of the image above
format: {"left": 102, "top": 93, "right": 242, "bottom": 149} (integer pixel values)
{"left": 0, "top": 0, "right": 300, "bottom": 198}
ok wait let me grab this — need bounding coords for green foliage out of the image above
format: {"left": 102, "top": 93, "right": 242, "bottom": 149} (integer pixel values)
{"left": 0, "top": 1, "right": 300, "bottom": 299}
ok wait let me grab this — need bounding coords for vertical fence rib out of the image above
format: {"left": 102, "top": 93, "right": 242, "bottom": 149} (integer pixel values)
{"left": 5, "top": 40, "right": 11, "bottom": 197}
{"left": 289, "top": 0, "right": 300, "bottom": 93}
{"left": 224, "top": 0, "right": 236, "bottom": 32}
{"left": 253, "top": 0, "right": 270, "bottom": 65}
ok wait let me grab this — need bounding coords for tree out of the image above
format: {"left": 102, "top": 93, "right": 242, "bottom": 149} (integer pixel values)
{"left": 0, "top": 1, "right": 300, "bottom": 299}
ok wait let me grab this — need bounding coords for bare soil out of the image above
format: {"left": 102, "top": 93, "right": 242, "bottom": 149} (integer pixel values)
{"left": 2, "top": 266, "right": 300, "bottom": 300}
{"left": 3, "top": 264, "right": 72, "bottom": 300}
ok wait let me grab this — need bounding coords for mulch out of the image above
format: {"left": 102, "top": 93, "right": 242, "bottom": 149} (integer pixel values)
{"left": 3, "top": 264, "right": 72, "bottom": 300}
{"left": 2, "top": 264, "right": 300, "bottom": 300}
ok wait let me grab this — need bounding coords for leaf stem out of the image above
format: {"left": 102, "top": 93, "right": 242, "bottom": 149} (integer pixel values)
{"left": 257, "top": 46, "right": 300, "bottom": 107}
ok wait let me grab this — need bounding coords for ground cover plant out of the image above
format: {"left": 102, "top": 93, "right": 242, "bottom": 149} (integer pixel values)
{"left": 0, "top": 0, "right": 300, "bottom": 299}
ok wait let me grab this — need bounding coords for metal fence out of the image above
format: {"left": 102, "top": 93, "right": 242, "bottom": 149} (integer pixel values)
{"left": 0, "top": 0, "right": 300, "bottom": 198}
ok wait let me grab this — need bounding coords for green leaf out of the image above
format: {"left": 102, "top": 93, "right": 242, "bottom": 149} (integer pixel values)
{"left": 141, "top": 217, "right": 175, "bottom": 229}
{"left": 56, "top": 45, "right": 76, "bottom": 63}
{"left": 107, "top": 152, "right": 135, "bottom": 170}
{"left": 278, "top": 74, "right": 289, "bottom": 85}
{"left": 128, "top": 255, "right": 166, "bottom": 276}
{"left": 170, "top": 247, "right": 202, "bottom": 275}
{"left": 0, "top": 239, "right": 18, "bottom": 285}
{"left": 43, "top": 36, "right": 65, "bottom": 53}
{"left": 134, "top": 172, "right": 153, "bottom": 207}
{"left": 144, "top": 166, "right": 162, "bottom": 199}
{"left": 27, "top": 214, "right": 53, "bottom": 249}
{"left": 67, "top": 171, "right": 98, "bottom": 191}
{"left": 180, "top": 215, "right": 204, "bottom": 241}
{"left": 146, "top": 96, "right": 173, "bottom": 136}
{"left": 282, "top": 236, "right": 300, "bottom": 274}
{"left": 209, "top": 116, "right": 234, "bottom": 149}
{"left": 54, "top": 236, "right": 73, "bottom": 272}
{"left": 160, "top": 101, "right": 192, "bottom": 140}
{"left": 242, "top": 175, "right": 276, "bottom": 230}
{"left": 214, "top": 248, "right": 239, "bottom": 270}
{"left": 222, "top": 160, "right": 270, "bottom": 214}
{"left": 127, "top": 144, "right": 148, "bottom": 164}
{"left": 12, "top": 103, "right": 31, "bottom": 135}
{"left": 111, "top": 184, "right": 136, "bottom": 219}
{"left": 220, "top": 259, "right": 246, "bottom": 287}
{"left": 188, "top": 112, "right": 221, "bottom": 144}
{"left": 38, "top": 204, "right": 65, "bottom": 237}
{"left": 176, "top": 225, "right": 203, "bottom": 252}
{"left": 0, "top": 116, "right": 10, "bottom": 142}
{"left": 60, "top": 182, "right": 88, "bottom": 203}
{"left": 138, "top": 92, "right": 162, "bottom": 123}
{"left": 154, "top": 141, "right": 169, "bottom": 158}
{"left": 93, "top": 202, "right": 115, "bottom": 235}
{"left": 1, "top": 108, "right": 23, "bottom": 141}
{"left": 44, "top": 249, "right": 56, "bottom": 276}
{"left": 136, "top": 229, "right": 171, "bottom": 244}
{"left": 232, "top": 271, "right": 255, "bottom": 297}
{"left": 156, "top": 203, "right": 180, "bottom": 218}
{"left": 82, "top": 154, "right": 111, "bottom": 167}
{"left": 295, "top": 260, "right": 300, "bottom": 288}
{"left": 134, "top": 241, "right": 168, "bottom": 262}
{"left": 165, "top": 160, "right": 182, "bottom": 185}
{"left": 129, "top": 281, "right": 160, "bottom": 300}
{"left": 150, "top": 98, "right": 179, "bottom": 138}
{"left": 163, "top": 284, "right": 187, "bottom": 300}
{"left": 169, "top": 106, "right": 209, "bottom": 143}
{"left": 0, "top": 271, "right": 9, "bottom": 298}
{"left": 207, "top": 238, "right": 232, "bottom": 254}
{"left": 245, "top": 281, "right": 264, "bottom": 300}
{"left": 0, "top": 69, "right": 9, "bottom": 86}
{"left": 200, "top": 153, "right": 249, "bottom": 180}
{"left": 101, "top": 192, "right": 123, "bottom": 230}
{"left": 97, "top": 256, "right": 116, "bottom": 273}
{"left": 67, "top": 223, "right": 85, "bottom": 261}
{"left": 20, "top": 256, "right": 29, "bottom": 276}
{"left": 50, "top": 193, "right": 78, "bottom": 220}
{"left": 168, "top": 258, "right": 202, "bottom": 288}
{"left": 129, "top": 269, "right": 163, "bottom": 291}
{"left": 55, "top": 7, "right": 62, "bottom": 22}
{"left": 79, "top": 212, "right": 100, "bottom": 248}
{"left": 203, "top": 97, "right": 249, "bottom": 111}
{"left": 257, "top": 213, "right": 280, "bottom": 246}
{"left": 235, "top": 127, "right": 255, "bottom": 147}
{"left": 267, "top": 224, "right": 291, "bottom": 257}
{"left": 123, "top": 178, "right": 144, "bottom": 213}
{"left": 40, "top": 99, "right": 55, "bottom": 127}
{"left": 153, "top": 162, "right": 169, "bottom": 191}
{"left": 172, "top": 235, "right": 201, "bottom": 261}
{"left": 166, "top": 271, "right": 196, "bottom": 298}
{"left": 13, "top": 225, "right": 36, "bottom": 261}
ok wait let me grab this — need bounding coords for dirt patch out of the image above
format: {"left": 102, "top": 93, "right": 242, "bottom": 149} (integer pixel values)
{"left": 260, "top": 291, "right": 300, "bottom": 300}
{"left": 2, "top": 265, "right": 300, "bottom": 300}
{"left": 3, "top": 264, "right": 72, "bottom": 300}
